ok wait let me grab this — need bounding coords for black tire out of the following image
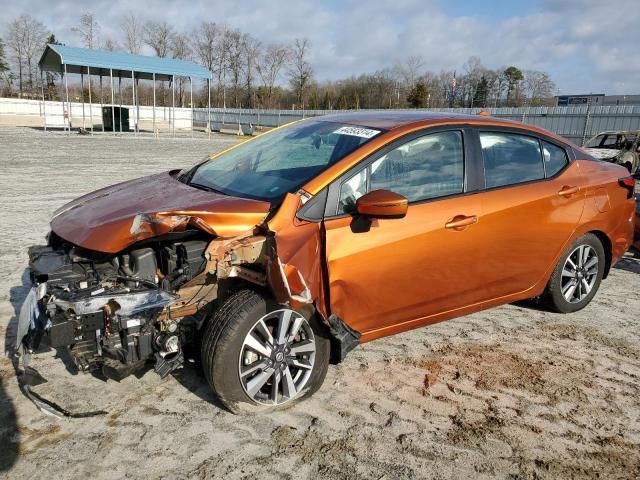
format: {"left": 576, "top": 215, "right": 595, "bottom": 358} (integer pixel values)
{"left": 620, "top": 151, "right": 639, "bottom": 175}
{"left": 543, "top": 233, "right": 606, "bottom": 313}
{"left": 201, "top": 289, "right": 330, "bottom": 414}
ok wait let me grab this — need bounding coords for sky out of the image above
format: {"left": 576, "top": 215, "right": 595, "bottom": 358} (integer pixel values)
{"left": 1, "top": 0, "right": 638, "bottom": 94}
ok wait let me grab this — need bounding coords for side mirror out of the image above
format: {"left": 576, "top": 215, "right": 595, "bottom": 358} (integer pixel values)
{"left": 355, "top": 189, "right": 408, "bottom": 219}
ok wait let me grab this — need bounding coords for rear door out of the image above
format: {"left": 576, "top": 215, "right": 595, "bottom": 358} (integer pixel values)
{"left": 473, "top": 129, "right": 586, "bottom": 299}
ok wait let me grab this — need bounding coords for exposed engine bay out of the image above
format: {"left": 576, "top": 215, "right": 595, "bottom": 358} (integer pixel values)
{"left": 22, "top": 230, "right": 211, "bottom": 379}
{"left": 17, "top": 182, "right": 337, "bottom": 388}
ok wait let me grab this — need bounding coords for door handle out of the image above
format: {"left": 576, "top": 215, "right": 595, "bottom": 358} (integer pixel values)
{"left": 558, "top": 185, "right": 579, "bottom": 197}
{"left": 445, "top": 215, "right": 478, "bottom": 230}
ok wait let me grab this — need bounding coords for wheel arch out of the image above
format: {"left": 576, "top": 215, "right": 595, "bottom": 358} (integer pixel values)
{"left": 588, "top": 229, "right": 613, "bottom": 278}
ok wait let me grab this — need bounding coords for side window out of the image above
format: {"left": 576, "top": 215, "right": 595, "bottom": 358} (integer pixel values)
{"left": 541, "top": 141, "right": 569, "bottom": 177}
{"left": 337, "top": 131, "right": 464, "bottom": 214}
{"left": 480, "top": 132, "right": 544, "bottom": 188}
{"left": 338, "top": 168, "right": 367, "bottom": 214}
{"left": 370, "top": 131, "right": 464, "bottom": 202}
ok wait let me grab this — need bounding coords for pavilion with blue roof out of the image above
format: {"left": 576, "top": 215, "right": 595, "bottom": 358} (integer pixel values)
{"left": 38, "top": 44, "right": 212, "bottom": 135}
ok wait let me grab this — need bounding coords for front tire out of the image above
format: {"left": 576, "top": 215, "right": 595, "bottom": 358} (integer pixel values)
{"left": 543, "top": 233, "right": 605, "bottom": 313}
{"left": 201, "top": 290, "right": 330, "bottom": 414}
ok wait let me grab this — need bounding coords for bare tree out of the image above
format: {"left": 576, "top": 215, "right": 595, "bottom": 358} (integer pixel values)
{"left": 243, "top": 34, "right": 261, "bottom": 108}
{"left": 0, "top": 12, "right": 558, "bottom": 110}
{"left": 287, "top": 38, "right": 313, "bottom": 109}
{"left": 121, "top": 13, "right": 144, "bottom": 54}
{"left": 523, "top": 70, "right": 556, "bottom": 106}
{"left": 193, "top": 22, "right": 218, "bottom": 72}
{"left": 7, "top": 15, "right": 48, "bottom": 95}
{"left": 171, "top": 33, "right": 191, "bottom": 60}
{"left": 226, "top": 29, "right": 245, "bottom": 107}
{"left": 72, "top": 13, "right": 100, "bottom": 49}
{"left": 7, "top": 19, "right": 25, "bottom": 95}
{"left": 463, "top": 56, "right": 483, "bottom": 107}
{"left": 257, "top": 44, "right": 289, "bottom": 108}
{"left": 396, "top": 55, "right": 425, "bottom": 88}
{"left": 172, "top": 33, "right": 192, "bottom": 106}
{"left": 212, "top": 25, "right": 232, "bottom": 107}
{"left": 144, "top": 21, "right": 174, "bottom": 57}
{"left": 103, "top": 39, "right": 120, "bottom": 52}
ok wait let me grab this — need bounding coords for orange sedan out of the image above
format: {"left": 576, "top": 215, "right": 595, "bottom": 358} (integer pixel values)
{"left": 21, "top": 112, "right": 636, "bottom": 413}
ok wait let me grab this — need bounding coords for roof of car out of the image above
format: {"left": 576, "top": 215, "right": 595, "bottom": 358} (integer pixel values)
{"left": 316, "top": 110, "right": 520, "bottom": 130}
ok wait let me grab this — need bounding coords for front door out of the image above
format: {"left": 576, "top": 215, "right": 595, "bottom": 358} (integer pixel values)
{"left": 322, "top": 129, "right": 485, "bottom": 339}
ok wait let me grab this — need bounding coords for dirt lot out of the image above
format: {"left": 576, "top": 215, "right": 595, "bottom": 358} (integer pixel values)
{"left": 0, "top": 127, "right": 639, "bottom": 479}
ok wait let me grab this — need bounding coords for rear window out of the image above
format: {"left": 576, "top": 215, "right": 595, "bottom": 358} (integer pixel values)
{"left": 541, "top": 141, "right": 569, "bottom": 177}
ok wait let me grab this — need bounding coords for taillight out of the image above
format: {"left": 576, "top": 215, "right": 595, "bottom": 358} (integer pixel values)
{"left": 619, "top": 176, "right": 636, "bottom": 199}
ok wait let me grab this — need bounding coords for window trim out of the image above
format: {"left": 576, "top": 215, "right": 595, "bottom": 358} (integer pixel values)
{"left": 474, "top": 127, "right": 574, "bottom": 192}
{"left": 324, "top": 126, "right": 479, "bottom": 219}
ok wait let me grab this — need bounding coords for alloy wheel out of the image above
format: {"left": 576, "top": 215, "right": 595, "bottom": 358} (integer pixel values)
{"left": 561, "top": 245, "right": 599, "bottom": 303}
{"left": 238, "top": 309, "right": 316, "bottom": 406}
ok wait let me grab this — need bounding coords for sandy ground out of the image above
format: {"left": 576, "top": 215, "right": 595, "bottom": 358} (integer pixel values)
{"left": 0, "top": 127, "right": 639, "bottom": 479}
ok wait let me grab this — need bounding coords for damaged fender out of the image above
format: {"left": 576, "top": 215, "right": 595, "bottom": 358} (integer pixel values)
{"left": 197, "top": 193, "right": 327, "bottom": 312}
{"left": 184, "top": 192, "right": 360, "bottom": 360}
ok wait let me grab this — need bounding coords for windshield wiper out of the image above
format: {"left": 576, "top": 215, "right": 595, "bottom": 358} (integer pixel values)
{"left": 188, "top": 182, "right": 227, "bottom": 195}
{"left": 177, "top": 161, "right": 206, "bottom": 184}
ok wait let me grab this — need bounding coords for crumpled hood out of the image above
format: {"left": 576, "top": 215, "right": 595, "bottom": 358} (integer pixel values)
{"left": 51, "top": 171, "right": 271, "bottom": 253}
{"left": 583, "top": 148, "right": 621, "bottom": 160}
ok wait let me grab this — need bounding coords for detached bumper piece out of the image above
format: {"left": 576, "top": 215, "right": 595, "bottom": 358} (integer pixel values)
{"left": 326, "top": 314, "right": 361, "bottom": 363}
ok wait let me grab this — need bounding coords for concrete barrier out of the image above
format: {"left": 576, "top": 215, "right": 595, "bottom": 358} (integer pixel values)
{"left": 0, "top": 97, "right": 193, "bottom": 132}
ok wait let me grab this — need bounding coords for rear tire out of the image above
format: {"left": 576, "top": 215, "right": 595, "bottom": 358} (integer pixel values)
{"left": 201, "top": 290, "right": 330, "bottom": 414}
{"left": 620, "top": 151, "right": 639, "bottom": 175}
{"left": 543, "top": 233, "right": 605, "bottom": 313}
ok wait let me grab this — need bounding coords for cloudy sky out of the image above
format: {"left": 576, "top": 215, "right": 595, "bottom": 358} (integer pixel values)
{"left": 1, "top": 0, "right": 638, "bottom": 94}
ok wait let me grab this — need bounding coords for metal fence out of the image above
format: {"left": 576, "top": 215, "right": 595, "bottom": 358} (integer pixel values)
{"left": 193, "top": 105, "right": 640, "bottom": 146}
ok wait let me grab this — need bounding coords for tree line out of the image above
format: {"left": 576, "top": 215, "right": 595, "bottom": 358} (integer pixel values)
{"left": 0, "top": 13, "right": 557, "bottom": 110}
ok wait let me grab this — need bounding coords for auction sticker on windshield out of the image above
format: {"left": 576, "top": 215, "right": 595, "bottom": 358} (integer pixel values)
{"left": 333, "top": 126, "right": 381, "bottom": 139}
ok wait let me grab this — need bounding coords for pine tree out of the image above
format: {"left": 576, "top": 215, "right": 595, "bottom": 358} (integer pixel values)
{"left": 321, "top": 90, "right": 331, "bottom": 110}
{"left": 0, "top": 38, "right": 9, "bottom": 75}
{"left": 308, "top": 89, "right": 319, "bottom": 110}
{"left": 503, "top": 66, "right": 524, "bottom": 105}
{"left": 46, "top": 34, "right": 61, "bottom": 45}
{"left": 473, "top": 76, "right": 489, "bottom": 108}
{"left": 407, "top": 81, "right": 428, "bottom": 108}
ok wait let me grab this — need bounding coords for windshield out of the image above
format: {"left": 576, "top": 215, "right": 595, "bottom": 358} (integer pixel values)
{"left": 189, "top": 120, "right": 383, "bottom": 202}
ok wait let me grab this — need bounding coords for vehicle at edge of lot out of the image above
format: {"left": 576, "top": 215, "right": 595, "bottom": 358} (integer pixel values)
{"left": 583, "top": 131, "right": 640, "bottom": 175}
{"left": 18, "top": 111, "right": 637, "bottom": 414}
{"left": 634, "top": 192, "right": 640, "bottom": 252}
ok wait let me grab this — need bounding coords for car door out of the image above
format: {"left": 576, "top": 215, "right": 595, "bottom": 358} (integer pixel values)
{"left": 322, "top": 128, "right": 486, "bottom": 339}
{"left": 473, "top": 129, "right": 586, "bottom": 299}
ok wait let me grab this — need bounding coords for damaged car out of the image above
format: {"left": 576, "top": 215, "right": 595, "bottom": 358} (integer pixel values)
{"left": 583, "top": 131, "right": 640, "bottom": 175}
{"left": 19, "top": 112, "right": 636, "bottom": 413}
